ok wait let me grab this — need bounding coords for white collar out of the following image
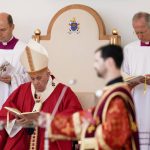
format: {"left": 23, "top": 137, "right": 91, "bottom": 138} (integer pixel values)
{"left": 144, "top": 41, "right": 150, "bottom": 44}
{"left": 31, "top": 79, "right": 58, "bottom": 103}
{"left": 2, "top": 36, "right": 13, "bottom": 46}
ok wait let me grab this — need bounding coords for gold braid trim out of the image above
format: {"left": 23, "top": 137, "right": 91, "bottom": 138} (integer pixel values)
{"left": 29, "top": 96, "right": 43, "bottom": 150}
{"left": 93, "top": 82, "right": 130, "bottom": 119}
{"left": 29, "top": 127, "right": 38, "bottom": 150}
{"left": 102, "top": 91, "right": 135, "bottom": 122}
{"left": 96, "top": 125, "right": 112, "bottom": 150}
{"left": 28, "top": 67, "right": 48, "bottom": 75}
{"left": 25, "top": 46, "right": 35, "bottom": 72}
{"left": 144, "top": 76, "right": 147, "bottom": 94}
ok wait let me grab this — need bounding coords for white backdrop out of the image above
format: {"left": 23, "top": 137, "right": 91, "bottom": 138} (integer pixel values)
{"left": 1, "top": 0, "right": 150, "bottom": 46}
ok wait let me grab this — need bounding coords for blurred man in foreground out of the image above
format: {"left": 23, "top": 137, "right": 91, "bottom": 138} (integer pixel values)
{"left": 38, "top": 44, "right": 140, "bottom": 150}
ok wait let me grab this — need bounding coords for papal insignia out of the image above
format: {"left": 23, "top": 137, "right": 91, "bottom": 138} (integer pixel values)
{"left": 68, "top": 18, "right": 80, "bottom": 34}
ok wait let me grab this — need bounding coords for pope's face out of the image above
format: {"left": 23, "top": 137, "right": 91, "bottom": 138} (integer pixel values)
{"left": 30, "top": 70, "right": 49, "bottom": 92}
{"left": 0, "top": 15, "right": 14, "bottom": 42}
{"left": 94, "top": 51, "right": 106, "bottom": 78}
{"left": 133, "top": 18, "right": 150, "bottom": 42}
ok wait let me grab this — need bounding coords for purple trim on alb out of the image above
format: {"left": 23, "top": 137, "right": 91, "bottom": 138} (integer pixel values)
{"left": 141, "top": 41, "right": 150, "bottom": 46}
{"left": 0, "top": 37, "right": 18, "bottom": 50}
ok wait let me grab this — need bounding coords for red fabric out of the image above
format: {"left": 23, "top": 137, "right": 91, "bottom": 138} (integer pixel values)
{"left": 0, "top": 82, "right": 82, "bottom": 150}
{"left": 0, "top": 129, "right": 8, "bottom": 149}
{"left": 0, "top": 37, "right": 18, "bottom": 50}
{"left": 51, "top": 109, "right": 94, "bottom": 138}
{"left": 51, "top": 97, "right": 133, "bottom": 150}
{"left": 48, "top": 84, "right": 138, "bottom": 150}
{"left": 99, "top": 96, "right": 131, "bottom": 150}
{"left": 52, "top": 114, "right": 76, "bottom": 138}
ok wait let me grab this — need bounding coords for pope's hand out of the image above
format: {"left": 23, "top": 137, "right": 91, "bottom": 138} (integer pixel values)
{"left": 16, "top": 117, "right": 34, "bottom": 127}
{"left": 128, "top": 82, "right": 139, "bottom": 89}
{"left": 145, "top": 75, "right": 150, "bottom": 85}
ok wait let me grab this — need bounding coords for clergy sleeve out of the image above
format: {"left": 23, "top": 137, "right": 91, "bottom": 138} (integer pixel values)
{"left": 0, "top": 84, "right": 26, "bottom": 121}
{"left": 5, "top": 119, "right": 22, "bottom": 137}
{"left": 11, "top": 65, "right": 29, "bottom": 92}
{"left": 51, "top": 114, "right": 76, "bottom": 138}
{"left": 50, "top": 109, "right": 94, "bottom": 139}
{"left": 95, "top": 96, "right": 131, "bottom": 149}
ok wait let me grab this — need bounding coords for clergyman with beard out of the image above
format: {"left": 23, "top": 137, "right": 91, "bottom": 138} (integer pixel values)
{"left": 38, "top": 44, "right": 140, "bottom": 150}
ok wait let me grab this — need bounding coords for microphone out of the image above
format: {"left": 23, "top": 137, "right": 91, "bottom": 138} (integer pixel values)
{"left": 68, "top": 79, "right": 77, "bottom": 85}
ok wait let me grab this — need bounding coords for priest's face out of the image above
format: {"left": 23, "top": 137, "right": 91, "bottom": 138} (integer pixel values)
{"left": 0, "top": 14, "right": 14, "bottom": 42}
{"left": 133, "top": 18, "right": 150, "bottom": 42}
{"left": 30, "top": 70, "right": 50, "bottom": 92}
{"left": 94, "top": 51, "right": 106, "bottom": 78}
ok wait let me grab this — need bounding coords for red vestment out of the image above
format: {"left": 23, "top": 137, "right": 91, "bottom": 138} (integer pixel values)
{"left": 50, "top": 83, "right": 139, "bottom": 150}
{"left": 0, "top": 82, "right": 82, "bottom": 150}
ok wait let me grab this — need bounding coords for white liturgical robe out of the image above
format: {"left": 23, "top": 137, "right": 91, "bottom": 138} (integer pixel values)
{"left": 123, "top": 40, "right": 150, "bottom": 150}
